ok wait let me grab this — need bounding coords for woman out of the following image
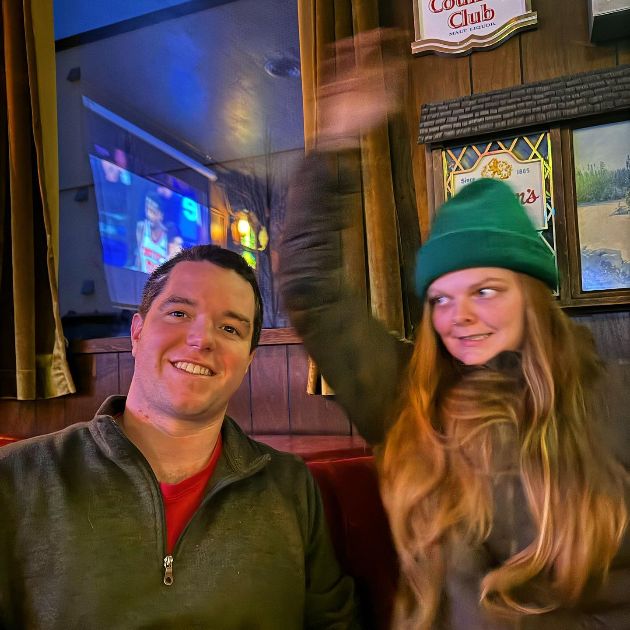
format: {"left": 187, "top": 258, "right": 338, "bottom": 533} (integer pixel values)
{"left": 279, "top": 32, "right": 630, "bottom": 629}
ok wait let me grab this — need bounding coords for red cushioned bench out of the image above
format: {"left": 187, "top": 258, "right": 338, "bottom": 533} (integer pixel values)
{"left": 306, "top": 454, "right": 397, "bottom": 629}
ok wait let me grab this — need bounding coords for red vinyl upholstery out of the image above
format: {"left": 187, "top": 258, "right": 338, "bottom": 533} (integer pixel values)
{"left": 0, "top": 435, "right": 18, "bottom": 447}
{"left": 307, "top": 455, "right": 398, "bottom": 630}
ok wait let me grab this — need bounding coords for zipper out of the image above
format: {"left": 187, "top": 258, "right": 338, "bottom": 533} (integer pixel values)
{"left": 159, "top": 465, "right": 269, "bottom": 587}
{"left": 170, "top": 454, "right": 272, "bottom": 548}
{"left": 107, "top": 416, "right": 271, "bottom": 588}
{"left": 163, "top": 554, "right": 174, "bottom": 585}
{"left": 159, "top": 476, "right": 242, "bottom": 588}
{"left": 108, "top": 420, "right": 178, "bottom": 588}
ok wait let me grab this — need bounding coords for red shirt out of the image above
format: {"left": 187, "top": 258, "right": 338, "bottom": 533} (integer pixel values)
{"left": 159, "top": 435, "right": 223, "bottom": 554}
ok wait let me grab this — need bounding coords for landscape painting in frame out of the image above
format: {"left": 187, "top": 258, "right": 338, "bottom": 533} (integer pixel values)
{"left": 573, "top": 120, "right": 630, "bottom": 291}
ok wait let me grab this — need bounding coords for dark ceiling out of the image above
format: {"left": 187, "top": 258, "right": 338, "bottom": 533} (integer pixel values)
{"left": 54, "top": 0, "right": 198, "bottom": 40}
{"left": 55, "top": 0, "right": 304, "bottom": 192}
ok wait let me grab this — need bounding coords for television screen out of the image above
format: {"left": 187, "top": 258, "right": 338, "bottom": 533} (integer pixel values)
{"left": 89, "top": 154, "right": 211, "bottom": 309}
{"left": 82, "top": 97, "right": 278, "bottom": 323}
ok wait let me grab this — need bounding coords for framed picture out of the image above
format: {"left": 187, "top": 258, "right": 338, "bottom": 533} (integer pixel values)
{"left": 573, "top": 121, "right": 630, "bottom": 291}
{"left": 560, "top": 117, "right": 630, "bottom": 306}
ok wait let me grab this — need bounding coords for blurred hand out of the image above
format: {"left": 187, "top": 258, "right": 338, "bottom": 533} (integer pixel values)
{"left": 316, "top": 28, "right": 406, "bottom": 149}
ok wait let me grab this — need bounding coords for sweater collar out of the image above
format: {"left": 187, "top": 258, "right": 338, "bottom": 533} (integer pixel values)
{"left": 455, "top": 350, "right": 523, "bottom": 380}
{"left": 90, "top": 395, "right": 271, "bottom": 481}
{"left": 484, "top": 350, "right": 523, "bottom": 375}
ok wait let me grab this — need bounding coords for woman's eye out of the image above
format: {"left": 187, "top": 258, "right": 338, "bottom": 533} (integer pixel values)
{"left": 429, "top": 295, "right": 448, "bottom": 306}
{"left": 477, "top": 288, "right": 498, "bottom": 298}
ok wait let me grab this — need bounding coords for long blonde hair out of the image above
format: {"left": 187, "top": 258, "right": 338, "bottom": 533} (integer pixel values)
{"left": 380, "top": 275, "right": 628, "bottom": 628}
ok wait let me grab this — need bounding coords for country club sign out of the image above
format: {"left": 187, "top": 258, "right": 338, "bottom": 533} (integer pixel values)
{"left": 412, "top": 0, "right": 537, "bottom": 55}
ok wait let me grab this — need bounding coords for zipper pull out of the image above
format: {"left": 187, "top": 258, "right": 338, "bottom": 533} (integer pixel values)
{"left": 163, "top": 555, "right": 174, "bottom": 586}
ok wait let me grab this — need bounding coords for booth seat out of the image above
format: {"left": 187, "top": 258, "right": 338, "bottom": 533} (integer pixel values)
{"left": 306, "top": 453, "right": 397, "bottom": 629}
{"left": 0, "top": 434, "right": 398, "bottom": 628}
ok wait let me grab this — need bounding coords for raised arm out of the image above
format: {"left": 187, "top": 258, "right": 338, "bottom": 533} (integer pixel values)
{"left": 279, "top": 30, "right": 411, "bottom": 444}
{"left": 279, "top": 151, "right": 410, "bottom": 445}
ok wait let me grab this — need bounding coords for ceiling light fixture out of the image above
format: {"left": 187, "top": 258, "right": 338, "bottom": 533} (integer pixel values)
{"left": 263, "top": 55, "right": 301, "bottom": 79}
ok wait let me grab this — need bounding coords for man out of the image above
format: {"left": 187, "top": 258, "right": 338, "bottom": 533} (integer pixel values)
{"left": 0, "top": 245, "right": 359, "bottom": 629}
{"left": 136, "top": 191, "right": 169, "bottom": 273}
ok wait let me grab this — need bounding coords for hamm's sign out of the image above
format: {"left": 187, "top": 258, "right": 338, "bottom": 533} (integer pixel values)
{"left": 453, "top": 153, "right": 547, "bottom": 231}
{"left": 412, "top": 0, "right": 537, "bottom": 55}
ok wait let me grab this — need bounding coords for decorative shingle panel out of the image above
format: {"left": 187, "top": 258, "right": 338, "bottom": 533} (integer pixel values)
{"left": 418, "top": 65, "right": 630, "bottom": 144}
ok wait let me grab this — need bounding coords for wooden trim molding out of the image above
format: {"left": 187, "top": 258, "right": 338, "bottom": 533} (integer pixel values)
{"left": 71, "top": 327, "right": 301, "bottom": 354}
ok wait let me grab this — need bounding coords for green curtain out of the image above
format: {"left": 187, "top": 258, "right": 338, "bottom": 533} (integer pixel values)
{"left": 297, "top": 0, "right": 419, "bottom": 393}
{"left": 0, "top": 0, "right": 75, "bottom": 399}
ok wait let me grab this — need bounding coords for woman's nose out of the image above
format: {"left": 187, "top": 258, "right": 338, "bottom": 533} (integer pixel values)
{"left": 451, "top": 300, "right": 475, "bottom": 326}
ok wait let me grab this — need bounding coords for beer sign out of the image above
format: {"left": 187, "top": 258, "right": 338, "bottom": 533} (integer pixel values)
{"left": 453, "top": 152, "right": 547, "bottom": 230}
{"left": 412, "top": 0, "right": 537, "bottom": 55}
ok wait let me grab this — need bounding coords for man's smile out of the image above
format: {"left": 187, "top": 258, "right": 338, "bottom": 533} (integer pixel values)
{"left": 172, "top": 361, "right": 216, "bottom": 377}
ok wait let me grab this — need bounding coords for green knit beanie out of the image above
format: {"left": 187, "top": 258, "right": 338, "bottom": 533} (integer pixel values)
{"left": 415, "top": 178, "right": 557, "bottom": 301}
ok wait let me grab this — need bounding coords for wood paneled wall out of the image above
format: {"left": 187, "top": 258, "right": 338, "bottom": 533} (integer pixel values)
{"left": 397, "top": 0, "right": 629, "bottom": 238}
{"left": 572, "top": 311, "right": 630, "bottom": 430}
{"left": 0, "top": 338, "right": 352, "bottom": 440}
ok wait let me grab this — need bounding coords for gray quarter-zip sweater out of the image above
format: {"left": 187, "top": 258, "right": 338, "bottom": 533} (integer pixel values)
{"left": 0, "top": 396, "right": 359, "bottom": 629}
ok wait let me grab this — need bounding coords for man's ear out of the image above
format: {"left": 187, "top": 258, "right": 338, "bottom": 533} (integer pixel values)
{"left": 246, "top": 348, "right": 256, "bottom": 371}
{"left": 130, "top": 313, "right": 144, "bottom": 357}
